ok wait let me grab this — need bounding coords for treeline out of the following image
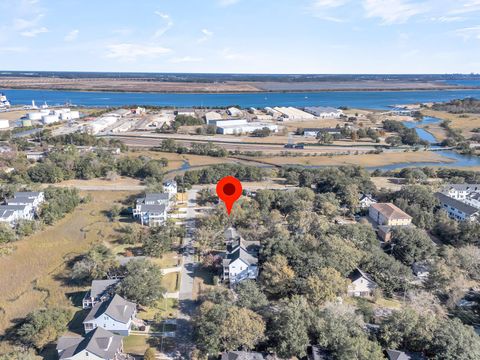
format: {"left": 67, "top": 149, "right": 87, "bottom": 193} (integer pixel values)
{"left": 3, "top": 147, "right": 168, "bottom": 184}
{"left": 432, "top": 97, "right": 480, "bottom": 114}
{"left": 373, "top": 167, "right": 480, "bottom": 184}
{"left": 153, "top": 139, "right": 227, "bottom": 157}
{"left": 174, "top": 164, "right": 268, "bottom": 190}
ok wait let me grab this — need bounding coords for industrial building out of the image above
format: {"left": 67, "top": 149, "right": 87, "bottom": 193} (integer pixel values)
{"left": 84, "top": 116, "right": 118, "bottom": 135}
{"left": 209, "top": 119, "right": 248, "bottom": 127}
{"left": 27, "top": 108, "right": 80, "bottom": 124}
{"left": 205, "top": 111, "right": 223, "bottom": 124}
{"left": 304, "top": 106, "right": 343, "bottom": 118}
{"left": 216, "top": 119, "right": 279, "bottom": 135}
{"left": 227, "top": 107, "right": 243, "bottom": 117}
{"left": 272, "top": 107, "right": 315, "bottom": 120}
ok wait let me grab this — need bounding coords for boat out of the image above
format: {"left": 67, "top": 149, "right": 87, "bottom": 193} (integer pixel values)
{"left": 0, "top": 93, "right": 11, "bottom": 108}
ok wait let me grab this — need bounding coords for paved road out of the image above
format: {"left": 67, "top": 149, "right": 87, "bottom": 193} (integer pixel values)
{"left": 176, "top": 189, "right": 199, "bottom": 359}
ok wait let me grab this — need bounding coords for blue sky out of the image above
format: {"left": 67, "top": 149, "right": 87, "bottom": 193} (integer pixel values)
{"left": 0, "top": 0, "right": 480, "bottom": 73}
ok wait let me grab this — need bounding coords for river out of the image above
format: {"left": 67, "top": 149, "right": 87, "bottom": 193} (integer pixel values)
{"left": 3, "top": 88, "right": 480, "bottom": 110}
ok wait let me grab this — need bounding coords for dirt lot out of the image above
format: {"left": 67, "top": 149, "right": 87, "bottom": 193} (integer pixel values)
{"left": 0, "top": 191, "right": 135, "bottom": 335}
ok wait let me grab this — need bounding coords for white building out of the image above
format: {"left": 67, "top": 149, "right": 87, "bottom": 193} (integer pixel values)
{"left": 227, "top": 107, "right": 243, "bottom": 117}
{"left": 358, "top": 194, "right": 377, "bottom": 209}
{"left": 175, "top": 108, "right": 197, "bottom": 117}
{"left": 369, "top": 203, "right": 412, "bottom": 226}
{"left": 436, "top": 192, "right": 479, "bottom": 222}
{"left": 0, "top": 204, "right": 34, "bottom": 226}
{"left": 85, "top": 117, "right": 118, "bottom": 135}
{"left": 273, "top": 107, "right": 315, "bottom": 120}
{"left": 133, "top": 193, "right": 170, "bottom": 227}
{"left": 83, "top": 294, "right": 138, "bottom": 336}
{"left": 57, "top": 327, "right": 127, "bottom": 360}
{"left": 0, "top": 119, "right": 9, "bottom": 129}
{"left": 6, "top": 191, "right": 45, "bottom": 210}
{"left": 42, "top": 114, "right": 60, "bottom": 124}
{"left": 217, "top": 122, "right": 279, "bottom": 135}
{"left": 222, "top": 228, "right": 260, "bottom": 285}
{"left": 347, "top": 268, "right": 377, "bottom": 297}
{"left": 163, "top": 180, "right": 177, "bottom": 199}
{"left": 205, "top": 111, "right": 223, "bottom": 124}
{"left": 304, "top": 106, "right": 343, "bottom": 119}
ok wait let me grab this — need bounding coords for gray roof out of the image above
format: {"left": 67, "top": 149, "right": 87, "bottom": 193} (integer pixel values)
{"left": 144, "top": 193, "right": 169, "bottom": 202}
{"left": 226, "top": 246, "right": 258, "bottom": 267}
{"left": 139, "top": 204, "right": 167, "bottom": 214}
{"left": 304, "top": 106, "right": 341, "bottom": 114}
{"left": 444, "top": 184, "right": 480, "bottom": 192}
{"left": 0, "top": 209, "right": 15, "bottom": 219}
{"left": 348, "top": 268, "right": 376, "bottom": 284}
{"left": 0, "top": 204, "right": 30, "bottom": 211}
{"left": 436, "top": 192, "right": 479, "bottom": 216}
{"left": 386, "top": 350, "right": 411, "bottom": 360}
{"left": 57, "top": 327, "right": 123, "bottom": 359}
{"left": 14, "top": 191, "right": 42, "bottom": 198}
{"left": 84, "top": 294, "right": 136, "bottom": 324}
{"left": 90, "top": 279, "right": 120, "bottom": 299}
{"left": 221, "top": 352, "right": 265, "bottom": 360}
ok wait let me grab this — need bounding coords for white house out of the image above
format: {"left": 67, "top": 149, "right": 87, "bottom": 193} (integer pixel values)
{"left": 83, "top": 279, "right": 121, "bottom": 309}
{"left": 436, "top": 192, "right": 479, "bottom": 222}
{"left": 0, "top": 209, "right": 17, "bottom": 227}
{"left": 133, "top": 193, "right": 170, "bottom": 227}
{"left": 57, "top": 327, "right": 128, "bottom": 360}
{"left": 83, "top": 294, "right": 138, "bottom": 336}
{"left": 347, "top": 268, "right": 377, "bottom": 297}
{"left": 0, "top": 204, "right": 34, "bottom": 226}
{"left": 222, "top": 228, "right": 260, "bottom": 285}
{"left": 163, "top": 180, "right": 178, "bottom": 199}
{"left": 7, "top": 191, "right": 44, "bottom": 210}
{"left": 358, "top": 194, "right": 377, "bottom": 209}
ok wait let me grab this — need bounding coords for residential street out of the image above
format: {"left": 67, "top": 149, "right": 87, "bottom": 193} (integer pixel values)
{"left": 175, "top": 189, "right": 198, "bottom": 359}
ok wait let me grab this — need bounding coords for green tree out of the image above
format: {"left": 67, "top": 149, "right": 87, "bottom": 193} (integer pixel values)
{"left": 260, "top": 254, "right": 295, "bottom": 297}
{"left": 144, "top": 348, "right": 156, "bottom": 360}
{"left": 17, "top": 308, "right": 71, "bottom": 350}
{"left": 0, "top": 224, "right": 16, "bottom": 244}
{"left": 71, "top": 244, "right": 118, "bottom": 282}
{"left": 117, "top": 259, "right": 165, "bottom": 306}
{"left": 305, "top": 267, "right": 348, "bottom": 306}
{"left": 235, "top": 280, "right": 268, "bottom": 311}
{"left": 390, "top": 226, "right": 436, "bottom": 265}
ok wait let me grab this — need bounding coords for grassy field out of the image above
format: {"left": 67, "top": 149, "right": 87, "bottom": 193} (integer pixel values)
{"left": 256, "top": 151, "right": 454, "bottom": 168}
{"left": 161, "top": 273, "right": 180, "bottom": 293}
{"left": 123, "top": 335, "right": 150, "bottom": 355}
{"left": 129, "top": 150, "right": 235, "bottom": 170}
{"left": 421, "top": 109, "right": 480, "bottom": 137}
{"left": 0, "top": 190, "right": 135, "bottom": 335}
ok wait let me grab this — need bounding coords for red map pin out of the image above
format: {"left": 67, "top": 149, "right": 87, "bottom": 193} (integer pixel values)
{"left": 216, "top": 176, "right": 243, "bottom": 215}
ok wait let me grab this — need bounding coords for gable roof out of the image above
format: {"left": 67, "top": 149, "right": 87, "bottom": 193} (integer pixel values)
{"left": 436, "top": 192, "right": 479, "bottom": 216}
{"left": 371, "top": 203, "right": 412, "bottom": 220}
{"left": 84, "top": 294, "right": 136, "bottom": 324}
{"left": 226, "top": 247, "right": 258, "bottom": 267}
{"left": 221, "top": 351, "right": 265, "bottom": 360}
{"left": 57, "top": 327, "right": 123, "bottom": 359}
{"left": 444, "top": 184, "right": 480, "bottom": 192}
{"left": 348, "top": 268, "right": 376, "bottom": 284}
{"left": 90, "top": 279, "right": 120, "bottom": 299}
{"left": 386, "top": 350, "right": 411, "bottom": 360}
{"left": 139, "top": 204, "right": 167, "bottom": 214}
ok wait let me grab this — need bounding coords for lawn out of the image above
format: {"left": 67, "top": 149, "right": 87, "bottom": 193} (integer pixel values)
{"left": 162, "top": 272, "right": 180, "bottom": 293}
{"left": 124, "top": 335, "right": 149, "bottom": 355}
{"left": 0, "top": 190, "right": 136, "bottom": 335}
{"left": 151, "top": 252, "right": 180, "bottom": 269}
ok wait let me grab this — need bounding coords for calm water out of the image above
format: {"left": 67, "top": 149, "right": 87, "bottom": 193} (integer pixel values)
{"left": 402, "top": 116, "right": 440, "bottom": 144}
{"left": 3, "top": 88, "right": 480, "bottom": 109}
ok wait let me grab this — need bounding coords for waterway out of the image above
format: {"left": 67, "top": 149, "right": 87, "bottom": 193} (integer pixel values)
{"left": 3, "top": 88, "right": 480, "bottom": 110}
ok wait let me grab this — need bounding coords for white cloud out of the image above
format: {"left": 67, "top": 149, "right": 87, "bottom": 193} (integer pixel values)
{"left": 312, "top": 0, "right": 349, "bottom": 8}
{"left": 0, "top": 46, "right": 28, "bottom": 53}
{"left": 198, "top": 28, "right": 214, "bottom": 43}
{"left": 430, "top": 16, "right": 464, "bottom": 23}
{"left": 64, "top": 29, "right": 79, "bottom": 42}
{"left": 363, "top": 0, "right": 428, "bottom": 24}
{"left": 20, "top": 26, "right": 48, "bottom": 37}
{"left": 454, "top": 25, "right": 480, "bottom": 40}
{"left": 106, "top": 43, "right": 172, "bottom": 61}
{"left": 153, "top": 11, "right": 173, "bottom": 38}
{"left": 218, "top": 0, "right": 240, "bottom": 7}
{"left": 169, "top": 56, "right": 203, "bottom": 63}
{"left": 452, "top": 0, "right": 480, "bottom": 14}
